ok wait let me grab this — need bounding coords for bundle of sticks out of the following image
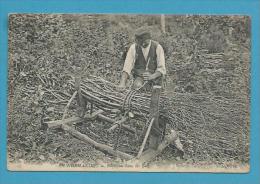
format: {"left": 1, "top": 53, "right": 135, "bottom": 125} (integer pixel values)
{"left": 68, "top": 75, "right": 249, "bottom": 161}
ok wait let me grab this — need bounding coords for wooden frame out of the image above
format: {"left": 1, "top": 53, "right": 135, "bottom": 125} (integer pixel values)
{"left": 43, "top": 80, "right": 181, "bottom": 164}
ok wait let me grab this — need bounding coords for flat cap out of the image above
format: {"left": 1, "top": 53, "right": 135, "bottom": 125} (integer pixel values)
{"left": 135, "top": 27, "right": 151, "bottom": 40}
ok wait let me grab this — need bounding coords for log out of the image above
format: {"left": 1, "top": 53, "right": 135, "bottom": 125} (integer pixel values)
{"left": 61, "top": 124, "right": 133, "bottom": 160}
{"left": 43, "top": 116, "right": 84, "bottom": 129}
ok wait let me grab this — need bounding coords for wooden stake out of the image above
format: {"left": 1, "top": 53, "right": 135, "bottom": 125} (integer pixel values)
{"left": 137, "top": 117, "right": 155, "bottom": 158}
{"left": 75, "top": 76, "right": 86, "bottom": 117}
{"left": 62, "top": 124, "right": 133, "bottom": 160}
{"left": 62, "top": 91, "right": 77, "bottom": 120}
{"left": 148, "top": 85, "right": 161, "bottom": 149}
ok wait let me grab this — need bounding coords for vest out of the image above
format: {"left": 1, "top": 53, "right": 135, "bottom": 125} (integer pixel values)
{"left": 133, "top": 40, "right": 159, "bottom": 77}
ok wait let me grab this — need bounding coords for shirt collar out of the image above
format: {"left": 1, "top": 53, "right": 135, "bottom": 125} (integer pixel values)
{"left": 141, "top": 40, "right": 151, "bottom": 50}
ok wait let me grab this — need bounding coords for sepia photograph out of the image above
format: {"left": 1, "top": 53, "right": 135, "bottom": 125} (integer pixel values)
{"left": 7, "top": 14, "right": 250, "bottom": 172}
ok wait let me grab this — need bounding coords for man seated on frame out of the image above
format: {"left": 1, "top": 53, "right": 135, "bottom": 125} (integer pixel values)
{"left": 117, "top": 27, "right": 166, "bottom": 91}
{"left": 117, "top": 27, "right": 167, "bottom": 149}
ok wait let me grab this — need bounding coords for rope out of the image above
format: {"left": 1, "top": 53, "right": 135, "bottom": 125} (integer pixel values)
{"left": 122, "top": 81, "right": 148, "bottom": 112}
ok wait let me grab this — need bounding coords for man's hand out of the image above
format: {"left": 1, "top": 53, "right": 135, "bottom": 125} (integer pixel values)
{"left": 116, "top": 83, "right": 126, "bottom": 91}
{"left": 143, "top": 71, "right": 162, "bottom": 81}
{"left": 117, "top": 72, "right": 128, "bottom": 91}
{"left": 142, "top": 72, "right": 153, "bottom": 81}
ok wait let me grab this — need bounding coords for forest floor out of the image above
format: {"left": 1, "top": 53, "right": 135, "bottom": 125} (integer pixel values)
{"left": 7, "top": 14, "right": 250, "bottom": 171}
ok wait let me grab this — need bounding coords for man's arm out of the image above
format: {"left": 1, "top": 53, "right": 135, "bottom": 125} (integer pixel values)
{"left": 117, "top": 44, "right": 136, "bottom": 90}
{"left": 143, "top": 44, "right": 166, "bottom": 81}
{"left": 118, "top": 71, "right": 129, "bottom": 89}
{"left": 155, "top": 44, "right": 166, "bottom": 76}
{"left": 149, "top": 71, "right": 162, "bottom": 80}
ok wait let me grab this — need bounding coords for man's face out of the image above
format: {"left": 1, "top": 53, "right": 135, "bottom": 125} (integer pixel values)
{"left": 136, "top": 38, "right": 150, "bottom": 48}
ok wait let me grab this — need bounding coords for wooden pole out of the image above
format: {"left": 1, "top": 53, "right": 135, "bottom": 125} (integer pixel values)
{"left": 148, "top": 85, "right": 161, "bottom": 149}
{"left": 44, "top": 109, "right": 135, "bottom": 133}
{"left": 107, "top": 117, "right": 128, "bottom": 132}
{"left": 137, "top": 117, "right": 155, "bottom": 158}
{"left": 62, "top": 124, "right": 133, "bottom": 160}
{"left": 43, "top": 116, "right": 84, "bottom": 129}
{"left": 98, "top": 114, "right": 135, "bottom": 133}
{"left": 161, "top": 14, "right": 166, "bottom": 34}
{"left": 75, "top": 76, "right": 86, "bottom": 117}
{"left": 62, "top": 91, "right": 77, "bottom": 120}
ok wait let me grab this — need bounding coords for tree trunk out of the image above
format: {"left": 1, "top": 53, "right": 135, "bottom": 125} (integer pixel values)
{"left": 161, "top": 14, "right": 166, "bottom": 34}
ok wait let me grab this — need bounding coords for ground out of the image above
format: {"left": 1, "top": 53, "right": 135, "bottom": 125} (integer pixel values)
{"left": 7, "top": 14, "right": 250, "bottom": 170}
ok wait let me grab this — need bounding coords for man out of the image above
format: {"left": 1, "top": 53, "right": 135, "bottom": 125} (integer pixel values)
{"left": 118, "top": 27, "right": 167, "bottom": 149}
{"left": 118, "top": 27, "right": 166, "bottom": 90}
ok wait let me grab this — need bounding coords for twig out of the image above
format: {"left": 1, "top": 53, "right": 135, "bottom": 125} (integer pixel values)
{"left": 62, "top": 91, "right": 77, "bottom": 120}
